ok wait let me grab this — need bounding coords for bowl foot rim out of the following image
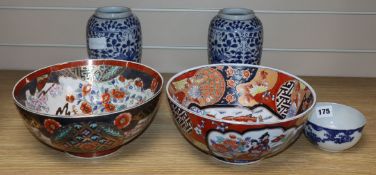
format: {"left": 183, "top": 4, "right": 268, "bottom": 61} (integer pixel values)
{"left": 211, "top": 156, "right": 261, "bottom": 165}
{"left": 65, "top": 146, "right": 122, "bottom": 158}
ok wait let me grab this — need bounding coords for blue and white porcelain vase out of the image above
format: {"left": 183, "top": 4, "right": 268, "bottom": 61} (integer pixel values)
{"left": 86, "top": 6, "right": 142, "bottom": 62}
{"left": 208, "top": 8, "right": 263, "bottom": 64}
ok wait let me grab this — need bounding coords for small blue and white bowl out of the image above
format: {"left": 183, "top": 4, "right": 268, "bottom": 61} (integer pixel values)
{"left": 304, "top": 102, "right": 366, "bottom": 152}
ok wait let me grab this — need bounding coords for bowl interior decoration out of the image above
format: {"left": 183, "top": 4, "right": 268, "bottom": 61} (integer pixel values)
{"left": 167, "top": 64, "right": 316, "bottom": 164}
{"left": 13, "top": 59, "right": 163, "bottom": 158}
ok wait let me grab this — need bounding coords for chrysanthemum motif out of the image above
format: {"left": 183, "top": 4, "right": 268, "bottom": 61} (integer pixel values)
{"left": 226, "top": 79, "right": 236, "bottom": 88}
{"left": 118, "top": 75, "right": 126, "bottom": 82}
{"left": 225, "top": 94, "right": 236, "bottom": 103}
{"left": 188, "top": 85, "right": 201, "bottom": 99}
{"left": 82, "top": 84, "right": 92, "bottom": 96}
{"left": 111, "top": 89, "right": 126, "bottom": 99}
{"left": 44, "top": 119, "right": 62, "bottom": 134}
{"left": 101, "top": 92, "right": 111, "bottom": 104}
{"left": 134, "top": 79, "right": 144, "bottom": 88}
{"left": 226, "top": 67, "right": 235, "bottom": 77}
{"left": 66, "top": 94, "right": 75, "bottom": 103}
{"left": 104, "top": 103, "right": 116, "bottom": 112}
{"left": 80, "top": 101, "right": 92, "bottom": 114}
{"left": 114, "top": 113, "right": 132, "bottom": 129}
{"left": 242, "top": 70, "right": 251, "bottom": 79}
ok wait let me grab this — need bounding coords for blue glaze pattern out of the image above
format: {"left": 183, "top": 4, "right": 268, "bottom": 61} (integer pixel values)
{"left": 208, "top": 13, "right": 263, "bottom": 64}
{"left": 86, "top": 13, "right": 142, "bottom": 62}
{"left": 304, "top": 121, "right": 364, "bottom": 144}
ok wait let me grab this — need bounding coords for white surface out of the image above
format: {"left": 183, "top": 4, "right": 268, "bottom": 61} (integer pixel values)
{"left": 88, "top": 37, "right": 107, "bottom": 49}
{"left": 315, "top": 105, "right": 333, "bottom": 119}
{"left": 1, "top": 1, "right": 376, "bottom": 76}
{"left": 308, "top": 102, "right": 366, "bottom": 130}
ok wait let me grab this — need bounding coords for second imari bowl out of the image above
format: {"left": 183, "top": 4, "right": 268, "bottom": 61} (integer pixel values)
{"left": 166, "top": 64, "right": 316, "bottom": 164}
{"left": 12, "top": 59, "right": 163, "bottom": 158}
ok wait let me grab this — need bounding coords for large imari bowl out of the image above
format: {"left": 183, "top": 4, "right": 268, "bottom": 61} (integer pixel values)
{"left": 12, "top": 59, "right": 163, "bottom": 158}
{"left": 166, "top": 64, "right": 316, "bottom": 164}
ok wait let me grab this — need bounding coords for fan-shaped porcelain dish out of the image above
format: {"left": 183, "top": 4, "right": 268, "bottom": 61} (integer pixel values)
{"left": 166, "top": 64, "right": 316, "bottom": 164}
{"left": 12, "top": 59, "right": 163, "bottom": 158}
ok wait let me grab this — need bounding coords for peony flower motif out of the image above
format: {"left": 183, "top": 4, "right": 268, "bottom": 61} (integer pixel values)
{"left": 151, "top": 78, "right": 159, "bottom": 92}
{"left": 104, "top": 103, "right": 116, "bottom": 112}
{"left": 118, "top": 75, "right": 126, "bottom": 82}
{"left": 135, "top": 79, "right": 144, "bottom": 88}
{"left": 225, "top": 67, "right": 235, "bottom": 77}
{"left": 44, "top": 119, "right": 62, "bottom": 134}
{"left": 65, "top": 94, "right": 75, "bottom": 103}
{"left": 80, "top": 101, "right": 92, "bottom": 114}
{"left": 226, "top": 79, "right": 236, "bottom": 88}
{"left": 111, "top": 89, "right": 126, "bottom": 99}
{"left": 225, "top": 94, "right": 236, "bottom": 103}
{"left": 114, "top": 112, "right": 132, "bottom": 129}
{"left": 101, "top": 92, "right": 111, "bottom": 104}
{"left": 82, "top": 84, "right": 92, "bottom": 96}
{"left": 242, "top": 70, "right": 251, "bottom": 79}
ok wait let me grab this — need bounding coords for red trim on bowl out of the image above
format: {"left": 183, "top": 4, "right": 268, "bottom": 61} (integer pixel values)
{"left": 13, "top": 59, "right": 162, "bottom": 98}
{"left": 12, "top": 59, "right": 163, "bottom": 118}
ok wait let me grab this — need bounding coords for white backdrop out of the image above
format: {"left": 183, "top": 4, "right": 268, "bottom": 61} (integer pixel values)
{"left": 1, "top": 0, "right": 376, "bottom": 77}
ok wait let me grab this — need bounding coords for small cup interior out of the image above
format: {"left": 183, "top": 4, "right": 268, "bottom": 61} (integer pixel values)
{"left": 308, "top": 102, "right": 366, "bottom": 130}
{"left": 167, "top": 64, "right": 316, "bottom": 124}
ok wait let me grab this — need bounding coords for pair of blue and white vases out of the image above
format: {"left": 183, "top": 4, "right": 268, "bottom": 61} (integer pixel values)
{"left": 86, "top": 7, "right": 263, "bottom": 65}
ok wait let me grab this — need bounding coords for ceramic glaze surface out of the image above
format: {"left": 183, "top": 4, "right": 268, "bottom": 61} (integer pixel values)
{"left": 207, "top": 125, "right": 304, "bottom": 163}
{"left": 208, "top": 8, "right": 263, "bottom": 64}
{"left": 167, "top": 64, "right": 316, "bottom": 164}
{"left": 13, "top": 59, "right": 163, "bottom": 157}
{"left": 87, "top": 7, "right": 142, "bottom": 62}
{"left": 305, "top": 122, "right": 363, "bottom": 152}
{"left": 304, "top": 103, "right": 366, "bottom": 152}
{"left": 22, "top": 65, "right": 156, "bottom": 116}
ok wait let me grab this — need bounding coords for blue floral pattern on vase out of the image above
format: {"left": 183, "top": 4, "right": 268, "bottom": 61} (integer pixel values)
{"left": 304, "top": 121, "right": 364, "bottom": 144}
{"left": 86, "top": 13, "right": 142, "bottom": 62}
{"left": 208, "top": 13, "right": 263, "bottom": 64}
